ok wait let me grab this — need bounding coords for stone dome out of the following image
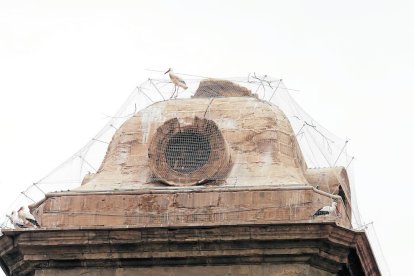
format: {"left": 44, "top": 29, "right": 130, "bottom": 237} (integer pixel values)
{"left": 79, "top": 82, "right": 309, "bottom": 190}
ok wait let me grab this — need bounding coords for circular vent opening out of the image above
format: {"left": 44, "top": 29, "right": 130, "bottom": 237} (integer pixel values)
{"left": 165, "top": 131, "right": 211, "bottom": 173}
{"left": 148, "top": 117, "right": 231, "bottom": 186}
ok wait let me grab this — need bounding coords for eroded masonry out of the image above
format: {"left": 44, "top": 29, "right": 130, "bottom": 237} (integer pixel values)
{"left": 0, "top": 79, "right": 380, "bottom": 275}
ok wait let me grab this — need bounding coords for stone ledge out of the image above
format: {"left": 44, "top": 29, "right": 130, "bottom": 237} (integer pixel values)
{"left": 31, "top": 187, "right": 350, "bottom": 229}
{"left": 0, "top": 223, "right": 380, "bottom": 275}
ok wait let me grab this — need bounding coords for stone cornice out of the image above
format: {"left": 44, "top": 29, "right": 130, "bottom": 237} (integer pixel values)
{"left": 0, "top": 222, "right": 380, "bottom": 275}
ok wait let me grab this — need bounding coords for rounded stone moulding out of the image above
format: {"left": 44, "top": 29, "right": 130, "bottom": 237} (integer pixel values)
{"left": 148, "top": 117, "right": 232, "bottom": 186}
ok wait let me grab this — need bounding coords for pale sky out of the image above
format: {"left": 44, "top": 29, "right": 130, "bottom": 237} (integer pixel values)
{"left": 1, "top": 1, "right": 413, "bottom": 274}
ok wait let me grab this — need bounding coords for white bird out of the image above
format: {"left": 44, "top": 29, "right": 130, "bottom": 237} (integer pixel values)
{"left": 17, "top": 206, "right": 40, "bottom": 228}
{"left": 313, "top": 201, "right": 338, "bottom": 217}
{"left": 165, "top": 68, "right": 188, "bottom": 99}
{"left": 6, "top": 211, "right": 27, "bottom": 229}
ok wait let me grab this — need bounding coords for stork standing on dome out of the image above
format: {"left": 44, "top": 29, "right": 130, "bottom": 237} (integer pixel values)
{"left": 165, "top": 68, "right": 188, "bottom": 99}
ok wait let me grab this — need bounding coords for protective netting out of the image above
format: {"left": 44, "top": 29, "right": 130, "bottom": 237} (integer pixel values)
{"left": 0, "top": 72, "right": 388, "bottom": 275}
{"left": 148, "top": 117, "right": 231, "bottom": 186}
{"left": 166, "top": 131, "right": 211, "bottom": 173}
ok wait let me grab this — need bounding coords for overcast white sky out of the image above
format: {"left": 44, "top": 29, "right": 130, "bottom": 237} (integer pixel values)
{"left": 1, "top": 0, "right": 413, "bottom": 274}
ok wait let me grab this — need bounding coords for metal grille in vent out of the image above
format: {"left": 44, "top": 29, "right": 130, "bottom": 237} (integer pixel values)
{"left": 165, "top": 131, "right": 211, "bottom": 173}
{"left": 148, "top": 117, "right": 231, "bottom": 186}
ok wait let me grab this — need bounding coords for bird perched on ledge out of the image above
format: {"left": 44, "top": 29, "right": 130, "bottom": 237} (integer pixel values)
{"left": 18, "top": 206, "right": 40, "bottom": 228}
{"left": 313, "top": 201, "right": 338, "bottom": 217}
{"left": 165, "top": 68, "right": 188, "bottom": 99}
{"left": 7, "top": 211, "right": 27, "bottom": 229}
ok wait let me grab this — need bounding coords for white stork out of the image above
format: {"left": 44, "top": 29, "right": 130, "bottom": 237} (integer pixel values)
{"left": 165, "top": 68, "right": 188, "bottom": 99}
{"left": 17, "top": 206, "right": 40, "bottom": 228}
{"left": 313, "top": 201, "right": 338, "bottom": 217}
{"left": 6, "top": 211, "right": 27, "bottom": 229}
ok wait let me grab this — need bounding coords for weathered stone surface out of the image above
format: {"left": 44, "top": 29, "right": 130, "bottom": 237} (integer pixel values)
{"left": 33, "top": 187, "right": 350, "bottom": 229}
{"left": 0, "top": 223, "right": 379, "bottom": 276}
{"left": 35, "top": 264, "right": 334, "bottom": 276}
{"left": 79, "top": 97, "right": 309, "bottom": 190}
{"left": 193, "top": 78, "right": 254, "bottom": 98}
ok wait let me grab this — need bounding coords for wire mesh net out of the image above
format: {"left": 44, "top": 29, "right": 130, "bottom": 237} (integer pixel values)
{"left": 166, "top": 131, "right": 211, "bottom": 173}
{"left": 147, "top": 116, "right": 231, "bottom": 186}
{"left": 0, "top": 72, "right": 388, "bottom": 274}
